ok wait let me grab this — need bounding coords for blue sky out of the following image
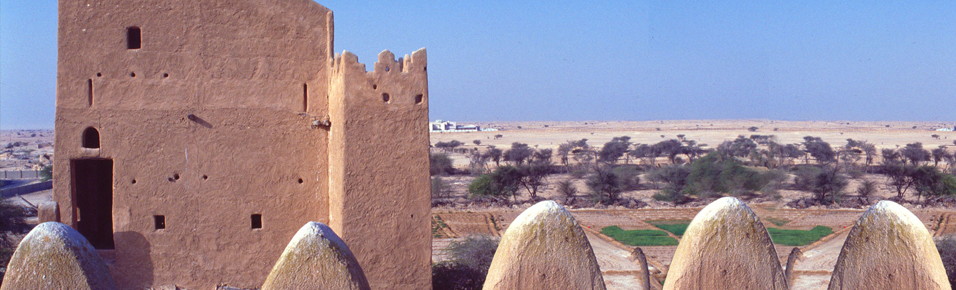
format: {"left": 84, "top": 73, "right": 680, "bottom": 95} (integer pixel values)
{"left": 3, "top": 1, "right": 956, "bottom": 129}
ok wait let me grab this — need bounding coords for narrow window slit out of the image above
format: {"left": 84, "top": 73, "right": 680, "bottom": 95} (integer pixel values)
{"left": 87, "top": 79, "right": 94, "bottom": 106}
{"left": 302, "top": 83, "right": 308, "bottom": 112}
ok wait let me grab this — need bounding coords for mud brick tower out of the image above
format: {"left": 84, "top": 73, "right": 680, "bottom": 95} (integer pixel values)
{"left": 52, "top": 1, "right": 430, "bottom": 289}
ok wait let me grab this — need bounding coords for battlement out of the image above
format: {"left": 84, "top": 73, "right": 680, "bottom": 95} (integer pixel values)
{"left": 331, "top": 48, "right": 428, "bottom": 107}
{"left": 333, "top": 49, "right": 426, "bottom": 73}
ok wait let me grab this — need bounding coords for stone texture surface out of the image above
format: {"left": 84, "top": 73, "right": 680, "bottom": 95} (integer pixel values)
{"left": 664, "top": 197, "right": 788, "bottom": 290}
{"left": 0, "top": 222, "right": 116, "bottom": 290}
{"left": 483, "top": 201, "right": 606, "bottom": 290}
{"left": 261, "top": 222, "right": 369, "bottom": 290}
{"left": 55, "top": 0, "right": 429, "bottom": 289}
{"left": 827, "top": 201, "right": 951, "bottom": 290}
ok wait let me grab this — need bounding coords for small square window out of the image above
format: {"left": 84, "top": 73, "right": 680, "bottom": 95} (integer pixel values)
{"left": 251, "top": 214, "right": 262, "bottom": 229}
{"left": 154, "top": 215, "right": 165, "bottom": 230}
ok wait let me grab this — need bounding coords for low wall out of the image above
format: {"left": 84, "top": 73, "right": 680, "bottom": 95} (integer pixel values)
{"left": 0, "top": 180, "right": 53, "bottom": 198}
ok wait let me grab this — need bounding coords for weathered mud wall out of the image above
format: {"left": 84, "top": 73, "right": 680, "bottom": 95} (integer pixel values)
{"left": 54, "top": 1, "right": 341, "bottom": 289}
{"left": 328, "top": 49, "right": 431, "bottom": 290}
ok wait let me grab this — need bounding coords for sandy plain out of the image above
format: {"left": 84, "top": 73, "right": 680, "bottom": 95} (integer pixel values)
{"left": 430, "top": 119, "right": 956, "bottom": 290}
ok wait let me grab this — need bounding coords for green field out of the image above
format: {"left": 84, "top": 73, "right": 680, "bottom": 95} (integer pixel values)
{"left": 765, "top": 218, "right": 790, "bottom": 227}
{"left": 647, "top": 220, "right": 691, "bottom": 237}
{"left": 601, "top": 226, "right": 679, "bottom": 246}
{"left": 767, "top": 226, "right": 833, "bottom": 246}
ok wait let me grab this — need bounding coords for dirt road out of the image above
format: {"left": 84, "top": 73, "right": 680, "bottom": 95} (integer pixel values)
{"left": 586, "top": 232, "right": 652, "bottom": 290}
{"left": 790, "top": 231, "right": 850, "bottom": 290}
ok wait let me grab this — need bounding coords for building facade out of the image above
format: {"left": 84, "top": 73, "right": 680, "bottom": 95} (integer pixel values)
{"left": 53, "top": 1, "right": 430, "bottom": 289}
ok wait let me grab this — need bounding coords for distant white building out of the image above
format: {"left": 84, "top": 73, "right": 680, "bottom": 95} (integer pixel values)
{"left": 936, "top": 127, "right": 955, "bottom": 132}
{"left": 429, "top": 120, "right": 497, "bottom": 132}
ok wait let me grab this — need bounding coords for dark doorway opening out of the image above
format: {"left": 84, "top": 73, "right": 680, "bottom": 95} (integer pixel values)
{"left": 72, "top": 159, "right": 115, "bottom": 249}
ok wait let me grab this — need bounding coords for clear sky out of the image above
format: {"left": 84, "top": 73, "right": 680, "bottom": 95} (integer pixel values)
{"left": 3, "top": 1, "right": 956, "bottom": 129}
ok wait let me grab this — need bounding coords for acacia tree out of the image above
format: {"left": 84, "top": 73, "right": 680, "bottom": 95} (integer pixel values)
{"left": 487, "top": 146, "right": 503, "bottom": 167}
{"left": 882, "top": 155, "right": 914, "bottom": 199}
{"left": 468, "top": 149, "right": 491, "bottom": 175}
{"left": 503, "top": 143, "right": 535, "bottom": 165}
{"left": 932, "top": 146, "right": 950, "bottom": 168}
{"left": 629, "top": 144, "right": 658, "bottom": 168}
{"left": 518, "top": 149, "right": 553, "bottom": 198}
{"left": 653, "top": 139, "right": 685, "bottom": 165}
{"left": 557, "top": 142, "right": 574, "bottom": 167}
{"left": 767, "top": 142, "right": 803, "bottom": 169}
{"left": 435, "top": 140, "right": 464, "bottom": 152}
{"left": 811, "top": 168, "right": 848, "bottom": 203}
{"left": 599, "top": 136, "right": 632, "bottom": 164}
{"left": 717, "top": 136, "right": 757, "bottom": 159}
{"left": 802, "top": 136, "right": 836, "bottom": 165}
{"left": 901, "top": 142, "right": 931, "bottom": 166}
{"left": 681, "top": 140, "right": 707, "bottom": 162}
{"left": 586, "top": 166, "right": 623, "bottom": 203}
{"left": 569, "top": 139, "right": 595, "bottom": 172}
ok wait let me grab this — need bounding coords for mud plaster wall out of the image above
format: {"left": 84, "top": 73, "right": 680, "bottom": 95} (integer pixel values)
{"left": 329, "top": 50, "right": 431, "bottom": 290}
{"left": 54, "top": 0, "right": 343, "bottom": 289}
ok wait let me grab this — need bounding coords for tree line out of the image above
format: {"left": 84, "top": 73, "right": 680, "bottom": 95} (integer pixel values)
{"left": 431, "top": 135, "right": 956, "bottom": 206}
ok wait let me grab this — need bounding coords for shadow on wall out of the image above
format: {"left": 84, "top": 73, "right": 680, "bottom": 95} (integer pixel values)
{"left": 113, "top": 231, "right": 153, "bottom": 288}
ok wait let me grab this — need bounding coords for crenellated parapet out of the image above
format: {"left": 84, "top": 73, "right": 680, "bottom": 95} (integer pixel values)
{"left": 331, "top": 49, "right": 427, "bottom": 107}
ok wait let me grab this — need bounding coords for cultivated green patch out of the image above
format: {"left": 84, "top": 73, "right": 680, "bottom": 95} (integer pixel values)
{"left": 601, "top": 226, "right": 678, "bottom": 246}
{"left": 767, "top": 226, "right": 833, "bottom": 246}
{"left": 647, "top": 220, "right": 691, "bottom": 237}
{"left": 765, "top": 218, "right": 790, "bottom": 227}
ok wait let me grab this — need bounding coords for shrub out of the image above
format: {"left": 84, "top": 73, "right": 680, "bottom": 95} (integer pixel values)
{"left": 569, "top": 168, "right": 587, "bottom": 179}
{"left": 432, "top": 235, "right": 499, "bottom": 290}
{"left": 856, "top": 180, "right": 878, "bottom": 198}
{"left": 682, "top": 153, "right": 777, "bottom": 197}
{"left": 432, "top": 177, "right": 452, "bottom": 198}
{"left": 793, "top": 166, "right": 823, "bottom": 190}
{"left": 647, "top": 165, "right": 691, "bottom": 202}
{"left": 39, "top": 165, "right": 52, "bottom": 181}
{"left": 846, "top": 169, "right": 864, "bottom": 179}
{"left": 911, "top": 165, "right": 956, "bottom": 200}
{"left": 1, "top": 198, "right": 29, "bottom": 280}
{"left": 430, "top": 153, "right": 454, "bottom": 176}
{"left": 811, "top": 169, "right": 848, "bottom": 203}
{"left": 468, "top": 174, "right": 496, "bottom": 198}
{"left": 556, "top": 180, "right": 578, "bottom": 198}
{"left": 936, "top": 235, "right": 956, "bottom": 287}
{"left": 611, "top": 165, "right": 641, "bottom": 190}
{"left": 757, "top": 169, "right": 789, "bottom": 197}
{"left": 467, "top": 166, "right": 522, "bottom": 200}
{"left": 586, "top": 167, "right": 623, "bottom": 203}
